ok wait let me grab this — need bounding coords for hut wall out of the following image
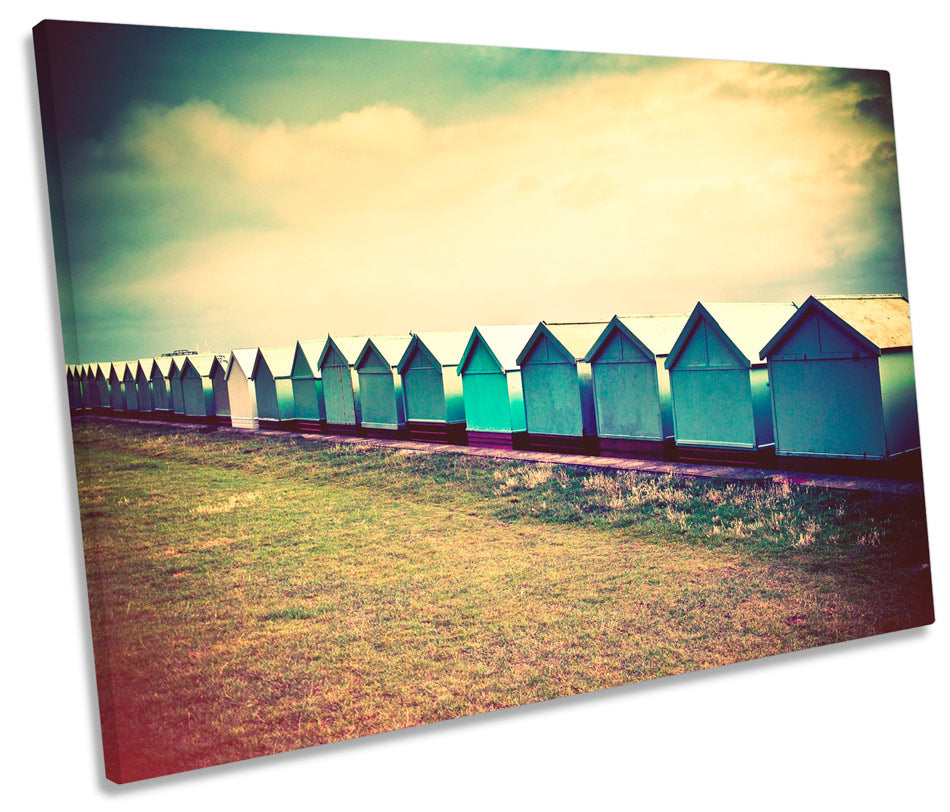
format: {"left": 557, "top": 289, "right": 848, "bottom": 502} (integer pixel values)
{"left": 122, "top": 377, "right": 138, "bottom": 412}
{"left": 255, "top": 369, "right": 279, "bottom": 421}
{"left": 292, "top": 378, "right": 324, "bottom": 422}
{"left": 108, "top": 377, "right": 125, "bottom": 411}
{"left": 403, "top": 352, "right": 447, "bottom": 422}
{"left": 151, "top": 373, "right": 170, "bottom": 411}
{"left": 359, "top": 369, "right": 403, "bottom": 428}
{"left": 880, "top": 350, "right": 920, "bottom": 456}
{"left": 169, "top": 375, "right": 185, "bottom": 414}
{"left": 227, "top": 365, "right": 258, "bottom": 430}
{"left": 84, "top": 373, "right": 100, "bottom": 409}
{"left": 322, "top": 348, "right": 361, "bottom": 426}
{"left": 212, "top": 367, "right": 230, "bottom": 418}
{"left": 182, "top": 374, "right": 213, "bottom": 417}
{"left": 461, "top": 370, "right": 511, "bottom": 433}
{"left": 671, "top": 368, "right": 755, "bottom": 448}
{"left": 96, "top": 374, "right": 111, "bottom": 409}
{"left": 750, "top": 367, "right": 775, "bottom": 447}
{"left": 506, "top": 372, "right": 527, "bottom": 433}
{"left": 136, "top": 373, "right": 153, "bottom": 412}
{"left": 591, "top": 334, "right": 664, "bottom": 440}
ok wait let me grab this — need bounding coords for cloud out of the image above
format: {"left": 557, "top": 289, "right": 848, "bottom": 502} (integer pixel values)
{"left": 65, "top": 59, "right": 906, "bottom": 360}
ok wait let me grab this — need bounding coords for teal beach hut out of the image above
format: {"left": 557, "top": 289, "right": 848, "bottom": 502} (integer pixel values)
{"left": 180, "top": 354, "right": 219, "bottom": 423}
{"left": 210, "top": 356, "right": 230, "bottom": 422}
{"left": 107, "top": 363, "right": 127, "bottom": 412}
{"left": 149, "top": 358, "right": 173, "bottom": 417}
{"left": 135, "top": 360, "right": 154, "bottom": 415}
{"left": 515, "top": 321, "right": 608, "bottom": 454}
{"left": 94, "top": 364, "right": 111, "bottom": 413}
{"left": 585, "top": 314, "right": 688, "bottom": 458}
{"left": 82, "top": 365, "right": 100, "bottom": 411}
{"left": 456, "top": 324, "right": 536, "bottom": 448}
{"left": 252, "top": 347, "right": 297, "bottom": 430}
{"left": 318, "top": 336, "right": 367, "bottom": 435}
{"left": 665, "top": 302, "right": 797, "bottom": 462}
{"left": 291, "top": 340, "right": 326, "bottom": 433}
{"left": 760, "top": 294, "right": 918, "bottom": 461}
{"left": 66, "top": 366, "right": 81, "bottom": 412}
{"left": 121, "top": 363, "right": 139, "bottom": 413}
{"left": 397, "top": 330, "right": 471, "bottom": 444}
{"left": 225, "top": 349, "right": 259, "bottom": 430}
{"left": 168, "top": 358, "right": 188, "bottom": 418}
{"left": 355, "top": 335, "right": 413, "bottom": 438}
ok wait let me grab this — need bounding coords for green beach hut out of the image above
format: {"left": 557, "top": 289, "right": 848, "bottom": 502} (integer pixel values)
{"left": 168, "top": 358, "right": 189, "bottom": 418}
{"left": 251, "top": 347, "right": 297, "bottom": 430}
{"left": 760, "top": 294, "right": 918, "bottom": 461}
{"left": 397, "top": 330, "right": 471, "bottom": 444}
{"left": 180, "top": 354, "right": 219, "bottom": 423}
{"left": 585, "top": 314, "right": 687, "bottom": 458}
{"left": 225, "top": 349, "right": 259, "bottom": 430}
{"left": 149, "top": 358, "right": 173, "bottom": 417}
{"left": 665, "top": 302, "right": 797, "bottom": 462}
{"left": 355, "top": 335, "right": 413, "bottom": 438}
{"left": 121, "top": 363, "right": 139, "bottom": 413}
{"left": 456, "top": 324, "right": 536, "bottom": 448}
{"left": 318, "top": 336, "right": 367, "bottom": 435}
{"left": 94, "top": 364, "right": 111, "bottom": 413}
{"left": 291, "top": 340, "right": 326, "bottom": 433}
{"left": 134, "top": 360, "right": 154, "bottom": 415}
{"left": 210, "top": 356, "right": 230, "bottom": 422}
{"left": 107, "top": 362, "right": 127, "bottom": 412}
{"left": 81, "top": 365, "right": 100, "bottom": 411}
{"left": 515, "top": 321, "right": 608, "bottom": 454}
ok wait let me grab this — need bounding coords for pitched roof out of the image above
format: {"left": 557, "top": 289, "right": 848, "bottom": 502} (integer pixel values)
{"left": 356, "top": 334, "right": 413, "bottom": 369}
{"left": 226, "top": 348, "right": 258, "bottom": 380}
{"left": 109, "top": 361, "right": 128, "bottom": 380}
{"left": 397, "top": 330, "right": 472, "bottom": 373}
{"left": 182, "top": 353, "right": 218, "bottom": 377}
{"left": 759, "top": 294, "right": 912, "bottom": 358}
{"left": 585, "top": 314, "right": 688, "bottom": 362}
{"left": 253, "top": 347, "right": 296, "bottom": 379}
{"left": 458, "top": 324, "right": 538, "bottom": 373}
{"left": 516, "top": 321, "right": 610, "bottom": 365}
{"left": 293, "top": 339, "right": 326, "bottom": 377}
{"left": 319, "top": 335, "right": 370, "bottom": 368}
{"left": 667, "top": 302, "right": 798, "bottom": 369}
{"left": 151, "top": 357, "right": 174, "bottom": 378}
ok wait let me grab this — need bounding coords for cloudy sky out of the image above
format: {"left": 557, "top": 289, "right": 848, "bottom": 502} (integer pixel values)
{"left": 35, "top": 21, "right": 905, "bottom": 364}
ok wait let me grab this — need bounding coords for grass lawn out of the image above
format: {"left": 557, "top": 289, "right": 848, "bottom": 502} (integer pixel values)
{"left": 71, "top": 419, "right": 934, "bottom": 782}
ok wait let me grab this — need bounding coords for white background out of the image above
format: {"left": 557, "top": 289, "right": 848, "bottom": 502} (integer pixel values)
{"left": 4, "top": 2, "right": 946, "bottom": 808}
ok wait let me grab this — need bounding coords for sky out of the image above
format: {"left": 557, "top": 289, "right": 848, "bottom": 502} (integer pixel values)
{"left": 34, "top": 21, "right": 906, "bottom": 364}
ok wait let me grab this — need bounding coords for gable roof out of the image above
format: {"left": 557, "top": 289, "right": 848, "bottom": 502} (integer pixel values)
{"left": 355, "top": 334, "right": 413, "bottom": 370}
{"left": 150, "top": 357, "right": 174, "bottom": 378}
{"left": 293, "top": 339, "right": 326, "bottom": 378}
{"left": 135, "top": 359, "right": 153, "bottom": 378}
{"left": 109, "top": 361, "right": 128, "bottom": 380}
{"left": 516, "top": 321, "right": 609, "bottom": 366}
{"left": 252, "top": 347, "right": 296, "bottom": 380}
{"left": 585, "top": 314, "right": 689, "bottom": 362}
{"left": 225, "top": 348, "right": 258, "bottom": 381}
{"left": 760, "top": 294, "right": 911, "bottom": 358}
{"left": 397, "top": 330, "right": 471, "bottom": 374}
{"left": 666, "top": 302, "right": 798, "bottom": 369}
{"left": 181, "top": 353, "right": 218, "bottom": 378}
{"left": 318, "top": 335, "right": 370, "bottom": 369}
{"left": 457, "top": 324, "right": 538, "bottom": 374}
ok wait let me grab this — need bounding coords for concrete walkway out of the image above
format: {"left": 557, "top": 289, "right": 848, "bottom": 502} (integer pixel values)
{"left": 78, "top": 415, "right": 925, "bottom": 496}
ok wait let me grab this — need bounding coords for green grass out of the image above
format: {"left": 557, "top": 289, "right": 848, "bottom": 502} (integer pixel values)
{"left": 72, "top": 419, "right": 934, "bottom": 782}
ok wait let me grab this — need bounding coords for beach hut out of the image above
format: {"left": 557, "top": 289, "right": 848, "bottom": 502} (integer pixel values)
{"left": 167, "top": 357, "right": 190, "bottom": 418}
{"left": 354, "top": 335, "right": 413, "bottom": 438}
{"left": 107, "top": 363, "right": 127, "bottom": 412}
{"left": 585, "top": 314, "right": 687, "bottom": 458}
{"left": 457, "top": 324, "right": 536, "bottom": 448}
{"left": 210, "top": 356, "right": 230, "bottom": 422}
{"left": 180, "top": 354, "right": 220, "bottom": 424}
{"left": 134, "top": 359, "right": 154, "bottom": 415}
{"left": 65, "top": 366, "right": 81, "bottom": 411}
{"left": 760, "top": 294, "right": 919, "bottom": 461}
{"left": 225, "top": 349, "right": 259, "bottom": 430}
{"left": 515, "top": 321, "right": 608, "bottom": 454}
{"left": 397, "top": 330, "right": 471, "bottom": 444}
{"left": 318, "top": 336, "right": 367, "bottom": 435}
{"left": 149, "top": 358, "right": 173, "bottom": 417}
{"left": 251, "top": 347, "right": 297, "bottom": 430}
{"left": 94, "top": 364, "right": 111, "bottom": 413}
{"left": 121, "top": 363, "right": 139, "bottom": 413}
{"left": 291, "top": 340, "right": 326, "bottom": 433}
{"left": 81, "top": 365, "right": 100, "bottom": 411}
{"left": 665, "top": 302, "right": 797, "bottom": 462}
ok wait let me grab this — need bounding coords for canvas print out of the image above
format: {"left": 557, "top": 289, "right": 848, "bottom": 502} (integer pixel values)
{"left": 34, "top": 19, "right": 934, "bottom": 783}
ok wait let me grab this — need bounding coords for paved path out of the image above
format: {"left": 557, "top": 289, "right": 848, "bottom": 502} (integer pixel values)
{"left": 78, "top": 415, "right": 924, "bottom": 496}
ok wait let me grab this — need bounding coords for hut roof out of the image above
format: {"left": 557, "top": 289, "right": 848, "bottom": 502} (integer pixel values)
{"left": 397, "top": 330, "right": 471, "bottom": 373}
{"left": 150, "top": 357, "right": 173, "bottom": 378}
{"left": 760, "top": 294, "right": 911, "bottom": 358}
{"left": 458, "top": 324, "right": 538, "bottom": 374}
{"left": 181, "top": 353, "right": 218, "bottom": 377}
{"left": 319, "top": 335, "right": 370, "bottom": 368}
{"left": 135, "top": 359, "right": 153, "bottom": 378}
{"left": 109, "top": 361, "right": 128, "bottom": 380}
{"left": 356, "top": 335, "right": 413, "bottom": 369}
{"left": 293, "top": 339, "right": 327, "bottom": 377}
{"left": 226, "top": 348, "right": 258, "bottom": 381}
{"left": 253, "top": 347, "right": 296, "bottom": 380}
{"left": 516, "top": 321, "right": 609, "bottom": 366}
{"left": 667, "top": 302, "right": 798, "bottom": 369}
{"left": 585, "top": 314, "right": 689, "bottom": 362}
